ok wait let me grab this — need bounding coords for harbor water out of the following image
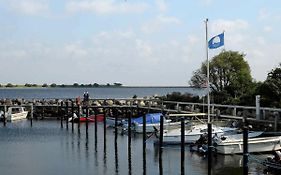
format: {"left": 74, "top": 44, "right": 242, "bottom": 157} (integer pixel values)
{"left": 0, "top": 120, "right": 272, "bottom": 175}
{"left": 0, "top": 87, "right": 276, "bottom": 175}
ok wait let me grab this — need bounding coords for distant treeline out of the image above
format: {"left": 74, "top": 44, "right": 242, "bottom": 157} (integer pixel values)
{"left": 0, "top": 82, "right": 123, "bottom": 88}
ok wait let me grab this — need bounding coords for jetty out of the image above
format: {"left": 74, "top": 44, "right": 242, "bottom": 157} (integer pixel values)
{"left": 0, "top": 98, "right": 280, "bottom": 130}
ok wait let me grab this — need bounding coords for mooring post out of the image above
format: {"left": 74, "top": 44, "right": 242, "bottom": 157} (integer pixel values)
{"left": 30, "top": 104, "right": 33, "bottom": 127}
{"left": 71, "top": 101, "right": 74, "bottom": 131}
{"left": 114, "top": 108, "right": 118, "bottom": 138}
{"left": 181, "top": 117, "right": 185, "bottom": 175}
{"left": 243, "top": 117, "right": 249, "bottom": 175}
{"left": 208, "top": 123, "right": 212, "bottom": 175}
{"left": 103, "top": 108, "right": 107, "bottom": 152}
{"left": 60, "top": 101, "right": 63, "bottom": 128}
{"left": 94, "top": 108, "right": 98, "bottom": 137}
{"left": 3, "top": 105, "right": 6, "bottom": 126}
{"left": 103, "top": 107, "right": 107, "bottom": 167}
{"left": 86, "top": 105, "right": 89, "bottom": 133}
{"left": 128, "top": 108, "right": 132, "bottom": 175}
{"left": 94, "top": 108, "right": 98, "bottom": 152}
{"left": 77, "top": 104, "right": 80, "bottom": 130}
{"left": 159, "top": 114, "right": 164, "bottom": 175}
{"left": 66, "top": 101, "right": 69, "bottom": 130}
{"left": 143, "top": 111, "right": 147, "bottom": 175}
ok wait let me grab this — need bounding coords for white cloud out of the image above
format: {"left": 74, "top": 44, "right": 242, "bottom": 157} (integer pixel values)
{"left": 141, "top": 15, "right": 181, "bottom": 33}
{"left": 8, "top": 0, "right": 49, "bottom": 15}
{"left": 65, "top": 0, "right": 148, "bottom": 14}
{"left": 263, "top": 26, "right": 273, "bottom": 33}
{"left": 210, "top": 19, "right": 249, "bottom": 33}
{"left": 155, "top": 0, "right": 167, "bottom": 12}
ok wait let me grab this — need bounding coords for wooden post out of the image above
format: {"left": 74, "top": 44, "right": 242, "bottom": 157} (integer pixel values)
{"left": 66, "top": 101, "right": 69, "bottom": 130}
{"left": 94, "top": 108, "right": 98, "bottom": 152}
{"left": 181, "top": 117, "right": 185, "bottom": 175}
{"left": 71, "top": 101, "right": 74, "bottom": 131}
{"left": 103, "top": 107, "right": 107, "bottom": 165}
{"left": 128, "top": 108, "right": 132, "bottom": 175}
{"left": 208, "top": 123, "right": 212, "bottom": 175}
{"left": 114, "top": 108, "right": 118, "bottom": 138}
{"left": 77, "top": 104, "right": 80, "bottom": 130}
{"left": 3, "top": 105, "right": 6, "bottom": 126}
{"left": 143, "top": 112, "right": 147, "bottom": 175}
{"left": 94, "top": 108, "right": 98, "bottom": 138}
{"left": 30, "top": 105, "right": 33, "bottom": 127}
{"left": 86, "top": 105, "right": 89, "bottom": 134}
{"left": 60, "top": 101, "right": 63, "bottom": 128}
{"left": 243, "top": 119, "right": 249, "bottom": 175}
{"left": 159, "top": 114, "right": 164, "bottom": 175}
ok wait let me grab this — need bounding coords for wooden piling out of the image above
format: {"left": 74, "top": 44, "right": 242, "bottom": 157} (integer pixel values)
{"left": 143, "top": 112, "right": 147, "bottom": 175}
{"left": 159, "top": 114, "right": 164, "bottom": 175}
{"left": 66, "top": 101, "right": 69, "bottom": 130}
{"left": 71, "top": 101, "right": 74, "bottom": 131}
{"left": 128, "top": 108, "right": 132, "bottom": 175}
{"left": 181, "top": 117, "right": 185, "bottom": 175}
{"left": 208, "top": 123, "right": 212, "bottom": 175}
{"left": 103, "top": 107, "right": 107, "bottom": 167}
{"left": 243, "top": 117, "right": 249, "bottom": 175}
{"left": 114, "top": 108, "right": 118, "bottom": 139}
{"left": 60, "top": 101, "right": 63, "bottom": 128}
{"left": 3, "top": 105, "right": 6, "bottom": 126}
{"left": 30, "top": 105, "right": 33, "bottom": 126}
{"left": 77, "top": 104, "right": 80, "bottom": 130}
{"left": 86, "top": 105, "right": 89, "bottom": 134}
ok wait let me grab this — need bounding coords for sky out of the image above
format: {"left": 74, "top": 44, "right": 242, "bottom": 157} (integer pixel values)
{"left": 0, "top": 0, "right": 280, "bottom": 86}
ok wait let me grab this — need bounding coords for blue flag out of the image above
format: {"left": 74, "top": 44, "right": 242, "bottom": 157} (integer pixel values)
{"left": 208, "top": 32, "right": 224, "bottom": 49}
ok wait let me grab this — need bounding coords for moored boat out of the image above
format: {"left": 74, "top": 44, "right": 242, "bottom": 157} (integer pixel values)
{"left": 69, "top": 113, "right": 104, "bottom": 123}
{"left": 5, "top": 107, "right": 28, "bottom": 122}
{"left": 213, "top": 132, "right": 281, "bottom": 154}
{"left": 162, "top": 123, "right": 237, "bottom": 144}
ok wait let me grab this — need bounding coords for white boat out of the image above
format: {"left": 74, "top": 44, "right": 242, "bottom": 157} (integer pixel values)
{"left": 213, "top": 132, "right": 281, "bottom": 154}
{"left": 122, "top": 113, "right": 184, "bottom": 133}
{"left": 5, "top": 107, "right": 28, "bottom": 122}
{"left": 162, "top": 123, "right": 237, "bottom": 144}
{"left": 131, "top": 120, "right": 183, "bottom": 133}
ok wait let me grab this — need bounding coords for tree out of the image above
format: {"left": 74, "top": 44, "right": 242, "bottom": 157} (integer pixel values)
{"left": 50, "top": 83, "right": 57, "bottom": 87}
{"left": 73, "top": 83, "right": 79, "bottom": 87}
{"left": 42, "top": 83, "right": 48, "bottom": 87}
{"left": 257, "top": 63, "right": 281, "bottom": 107}
{"left": 6, "top": 83, "right": 14, "bottom": 87}
{"left": 190, "top": 50, "right": 253, "bottom": 104}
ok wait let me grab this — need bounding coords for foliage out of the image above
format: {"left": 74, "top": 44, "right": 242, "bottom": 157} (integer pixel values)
{"left": 190, "top": 50, "right": 253, "bottom": 104}
{"left": 6, "top": 83, "right": 14, "bottom": 87}
{"left": 50, "top": 83, "right": 57, "bottom": 87}
{"left": 256, "top": 63, "right": 281, "bottom": 107}
{"left": 42, "top": 83, "right": 48, "bottom": 87}
{"left": 161, "top": 92, "right": 200, "bottom": 103}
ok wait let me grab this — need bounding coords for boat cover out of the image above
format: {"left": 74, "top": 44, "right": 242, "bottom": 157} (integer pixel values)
{"left": 132, "top": 113, "right": 162, "bottom": 124}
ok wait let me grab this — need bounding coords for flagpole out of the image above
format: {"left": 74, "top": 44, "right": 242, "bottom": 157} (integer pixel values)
{"left": 205, "top": 18, "right": 210, "bottom": 123}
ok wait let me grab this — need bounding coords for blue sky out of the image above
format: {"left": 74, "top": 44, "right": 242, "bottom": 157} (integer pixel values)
{"left": 0, "top": 0, "right": 280, "bottom": 86}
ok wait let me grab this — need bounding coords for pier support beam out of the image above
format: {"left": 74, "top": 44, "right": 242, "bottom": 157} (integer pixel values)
{"left": 30, "top": 105, "right": 33, "bottom": 127}
{"left": 181, "top": 117, "right": 185, "bottom": 175}
{"left": 243, "top": 117, "right": 249, "bottom": 175}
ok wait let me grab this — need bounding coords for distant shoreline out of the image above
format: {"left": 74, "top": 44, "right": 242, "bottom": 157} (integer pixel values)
{"left": 0, "top": 85, "right": 195, "bottom": 89}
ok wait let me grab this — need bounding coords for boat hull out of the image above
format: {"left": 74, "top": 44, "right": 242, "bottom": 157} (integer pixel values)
{"left": 215, "top": 136, "right": 281, "bottom": 154}
{"left": 70, "top": 114, "right": 104, "bottom": 123}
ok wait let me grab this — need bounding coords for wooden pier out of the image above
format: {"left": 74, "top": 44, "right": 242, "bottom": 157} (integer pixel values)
{"left": 0, "top": 98, "right": 280, "bottom": 130}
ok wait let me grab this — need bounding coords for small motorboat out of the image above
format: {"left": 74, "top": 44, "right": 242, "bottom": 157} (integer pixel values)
{"left": 69, "top": 113, "right": 104, "bottom": 123}
{"left": 213, "top": 132, "right": 281, "bottom": 154}
{"left": 3, "top": 107, "right": 29, "bottom": 122}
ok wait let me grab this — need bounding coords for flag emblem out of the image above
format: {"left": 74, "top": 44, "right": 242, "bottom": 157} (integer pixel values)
{"left": 208, "top": 33, "right": 224, "bottom": 49}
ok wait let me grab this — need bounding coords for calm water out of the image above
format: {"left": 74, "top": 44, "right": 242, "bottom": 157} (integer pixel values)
{"left": 0, "top": 87, "right": 275, "bottom": 175}
{"left": 0, "top": 87, "right": 206, "bottom": 99}
{"left": 0, "top": 120, "right": 272, "bottom": 175}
